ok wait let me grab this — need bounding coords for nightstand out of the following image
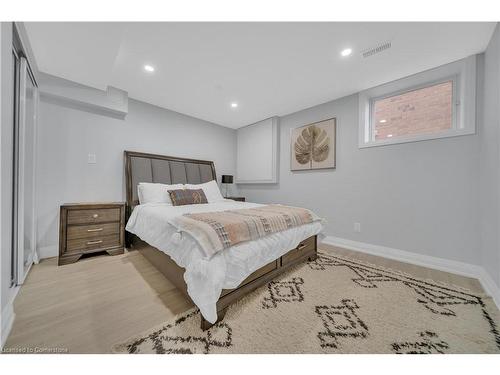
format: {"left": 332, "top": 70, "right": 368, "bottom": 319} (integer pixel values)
{"left": 226, "top": 197, "right": 246, "bottom": 202}
{"left": 59, "top": 202, "right": 125, "bottom": 265}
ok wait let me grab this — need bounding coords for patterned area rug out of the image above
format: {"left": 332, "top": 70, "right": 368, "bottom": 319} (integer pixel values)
{"left": 112, "top": 251, "right": 500, "bottom": 354}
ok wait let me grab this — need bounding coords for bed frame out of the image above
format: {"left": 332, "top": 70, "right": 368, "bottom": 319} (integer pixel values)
{"left": 124, "top": 150, "right": 317, "bottom": 330}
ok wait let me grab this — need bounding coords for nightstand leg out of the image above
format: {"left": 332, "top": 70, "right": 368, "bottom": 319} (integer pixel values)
{"left": 106, "top": 248, "right": 125, "bottom": 256}
{"left": 58, "top": 254, "right": 82, "bottom": 266}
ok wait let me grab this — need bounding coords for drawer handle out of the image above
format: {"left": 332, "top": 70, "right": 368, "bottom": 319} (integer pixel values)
{"left": 86, "top": 240, "right": 103, "bottom": 245}
{"left": 297, "top": 242, "right": 306, "bottom": 251}
{"left": 92, "top": 214, "right": 99, "bottom": 218}
{"left": 87, "top": 228, "right": 103, "bottom": 232}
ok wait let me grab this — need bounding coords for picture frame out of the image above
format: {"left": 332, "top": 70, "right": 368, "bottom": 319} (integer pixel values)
{"left": 290, "top": 117, "right": 336, "bottom": 171}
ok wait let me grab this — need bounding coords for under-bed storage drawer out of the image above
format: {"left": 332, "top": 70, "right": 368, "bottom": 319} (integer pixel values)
{"left": 240, "top": 260, "right": 278, "bottom": 286}
{"left": 281, "top": 236, "right": 316, "bottom": 266}
{"left": 221, "top": 259, "right": 278, "bottom": 296}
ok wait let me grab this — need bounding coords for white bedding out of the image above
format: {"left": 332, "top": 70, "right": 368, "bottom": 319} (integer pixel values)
{"left": 126, "top": 200, "right": 324, "bottom": 323}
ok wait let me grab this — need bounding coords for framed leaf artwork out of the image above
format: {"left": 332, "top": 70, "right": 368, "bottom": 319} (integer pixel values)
{"left": 291, "top": 118, "right": 336, "bottom": 171}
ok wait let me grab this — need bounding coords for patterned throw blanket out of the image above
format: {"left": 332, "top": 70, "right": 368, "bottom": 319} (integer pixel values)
{"left": 172, "top": 205, "right": 314, "bottom": 258}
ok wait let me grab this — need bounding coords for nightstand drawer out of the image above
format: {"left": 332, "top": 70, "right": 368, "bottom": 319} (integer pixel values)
{"left": 67, "top": 222, "right": 120, "bottom": 240}
{"left": 67, "top": 208, "right": 121, "bottom": 225}
{"left": 66, "top": 234, "right": 120, "bottom": 253}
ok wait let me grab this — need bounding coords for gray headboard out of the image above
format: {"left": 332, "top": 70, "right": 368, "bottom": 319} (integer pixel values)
{"left": 124, "top": 150, "right": 217, "bottom": 211}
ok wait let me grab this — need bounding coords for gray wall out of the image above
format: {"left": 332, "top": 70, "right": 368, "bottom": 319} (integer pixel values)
{"left": 480, "top": 24, "right": 500, "bottom": 286}
{"left": 36, "top": 98, "right": 237, "bottom": 256}
{"left": 239, "top": 64, "right": 483, "bottom": 266}
{"left": 0, "top": 22, "right": 15, "bottom": 331}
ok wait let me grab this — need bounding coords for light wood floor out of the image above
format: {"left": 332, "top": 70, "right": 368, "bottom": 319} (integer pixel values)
{"left": 5, "top": 244, "right": 484, "bottom": 353}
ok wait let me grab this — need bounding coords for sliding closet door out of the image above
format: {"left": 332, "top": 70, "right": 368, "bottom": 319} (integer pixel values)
{"left": 15, "top": 57, "right": 38, "bottom": 284}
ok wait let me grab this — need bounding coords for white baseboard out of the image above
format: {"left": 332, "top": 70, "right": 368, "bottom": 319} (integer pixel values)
{"left": 474, "top": 267, "right": 500, "bottom": 309}
{"left": 321, "top": 235, "right": 500, "bottom": 309}
{"left": 37, "top": 245, "right": 58, "bottom": 259}
{"left": 1, "top": 298, "right": 16, "bottom": 349}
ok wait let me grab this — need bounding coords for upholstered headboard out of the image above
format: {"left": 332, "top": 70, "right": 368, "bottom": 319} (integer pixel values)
{"left": 124, "top": 150, "right": 217, "bottom": 211}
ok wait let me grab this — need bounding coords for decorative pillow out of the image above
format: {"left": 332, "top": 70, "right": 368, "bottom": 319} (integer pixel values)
{"left": 184, "top": 180, "right": 224, "bottom": 203}
{"left": 138, "top": 183, "right": 184, "bottom": 205}
{"left": 168, "top": 189, "right": 208, "bottom": 206}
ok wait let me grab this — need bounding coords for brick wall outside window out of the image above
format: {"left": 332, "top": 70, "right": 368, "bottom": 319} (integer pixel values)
{"left": 373, "top": 80, "right": 453, "bottom": 140}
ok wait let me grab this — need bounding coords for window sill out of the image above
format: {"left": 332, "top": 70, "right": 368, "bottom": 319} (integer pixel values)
{"left": 358, "top": 128, "right": 476, "bottom": 149}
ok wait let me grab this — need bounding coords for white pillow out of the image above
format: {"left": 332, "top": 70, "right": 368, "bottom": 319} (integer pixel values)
{"left": 137, "top": 183, "right": 184, "bottom": 205}
{"left": 185, "top": 180, "right": 224, "bottom": 203}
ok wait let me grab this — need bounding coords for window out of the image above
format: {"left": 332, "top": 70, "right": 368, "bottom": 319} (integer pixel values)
{"left": 359, "top": 56, "right": 476, "bottom": 148}
{"left": 373, "top": 80, "right": 453, "bottom": 140}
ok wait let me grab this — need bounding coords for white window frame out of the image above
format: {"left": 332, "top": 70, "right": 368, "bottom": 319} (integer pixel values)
{"left": 358, "top": 55, "right": 476, "bottom": 148}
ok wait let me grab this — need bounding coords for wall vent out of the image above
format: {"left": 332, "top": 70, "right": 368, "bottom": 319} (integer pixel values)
{"left": 362, "top": 41, "right": 392, "bottom": 58}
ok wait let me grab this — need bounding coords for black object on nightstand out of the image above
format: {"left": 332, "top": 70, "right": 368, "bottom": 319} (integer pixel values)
{"left": 227, "top": 197, "right": 245, "bottom": 202}
{"left": 221, "top": 175, "right": 233, "bottom": 197}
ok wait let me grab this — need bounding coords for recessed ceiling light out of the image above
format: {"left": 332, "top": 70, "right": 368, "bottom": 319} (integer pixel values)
{"left": 387, "top": 134, "right": 393, "bottom": 138}
{"left": 144, "top": 64, "right": 155, "bottom": 72}
{"left": 340, "top": 48, "right": 352, "bottom": 57}
{"left": 230, "top": 102, "right": 238, "bottom": 108}
{"left": 379, "top": 119, "right": 387, "bottom": 123}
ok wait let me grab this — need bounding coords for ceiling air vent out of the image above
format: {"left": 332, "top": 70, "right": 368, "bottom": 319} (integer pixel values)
{"left": 362, "top": 41, "right": 392, "bottom": 58}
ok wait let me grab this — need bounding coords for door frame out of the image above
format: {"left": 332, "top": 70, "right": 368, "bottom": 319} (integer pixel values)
{"left": 13, "top": 52, "right": 38, "bottom": 285}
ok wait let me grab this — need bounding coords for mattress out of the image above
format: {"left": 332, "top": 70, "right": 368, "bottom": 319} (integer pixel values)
{"left": 126, "top": 200, "right": 324, "bottom": 323}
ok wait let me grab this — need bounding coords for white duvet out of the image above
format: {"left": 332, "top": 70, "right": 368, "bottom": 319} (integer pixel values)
{"left": 126, "top": 200, "right": 324, "bottom": 323}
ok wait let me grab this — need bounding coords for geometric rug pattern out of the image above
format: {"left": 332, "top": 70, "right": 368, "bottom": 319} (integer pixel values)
{"left": 113, "top": 251, "right": 500, "bottom": 354}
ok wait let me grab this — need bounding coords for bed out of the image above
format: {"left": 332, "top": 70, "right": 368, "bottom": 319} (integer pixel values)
{"left": 124, "top": 150, "right": 323, "bottom": 329}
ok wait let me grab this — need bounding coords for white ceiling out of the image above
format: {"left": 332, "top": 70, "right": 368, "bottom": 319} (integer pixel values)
{"left": 25, "top": 22, "right": 495, "bottom": 128}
